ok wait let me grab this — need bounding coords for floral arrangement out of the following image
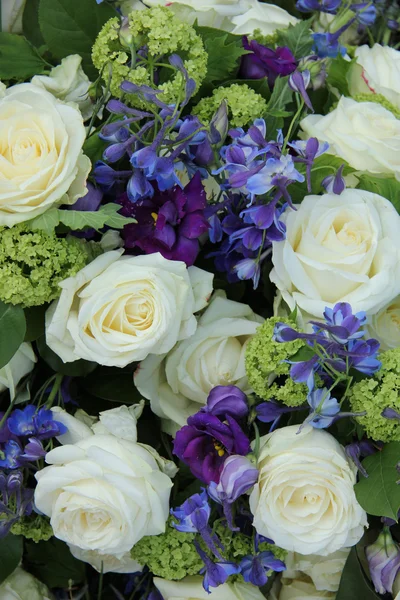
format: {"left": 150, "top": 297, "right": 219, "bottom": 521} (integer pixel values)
{"left": 1, "top": 0, "right": 400, "bottom": 598}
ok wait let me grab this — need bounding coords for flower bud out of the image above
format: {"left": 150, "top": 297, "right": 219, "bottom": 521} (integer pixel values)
{"left": 119, "top": 17, "right": 133, "bottom": 49}
{"left": 205, "top": 385, "right": 249, "bottom": 419}
{"left": 209, "top": 455, "right": 258, "bottom": 503}
{"left": 209, "top": 100, "right": 229, "bottom": 146}
{"left": 366, "top": 528, "right": 400, "bottom": 594}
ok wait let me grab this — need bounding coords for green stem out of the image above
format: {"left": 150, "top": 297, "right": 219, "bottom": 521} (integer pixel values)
{"left": 97, "top": 564, "right": 104, "bottom": 599}
{"left": 45, "top": 374, "right": 63, "bottom": 409}
{"left": 282, "top": 100, "right": 305, "bottom": 153}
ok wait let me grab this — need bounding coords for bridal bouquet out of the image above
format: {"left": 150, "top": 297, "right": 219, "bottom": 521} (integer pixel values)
{"left": 1, "top": 0, "right": 400, "bottom": 598}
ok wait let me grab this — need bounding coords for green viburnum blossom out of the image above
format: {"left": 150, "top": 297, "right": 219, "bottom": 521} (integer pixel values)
{"left": 352, "top": 93, "right": 400, "bottom": 119}
{"left": 349, "top": 348, "right": 400, "bottom": 442}
{"left": 0, "top": 225, "right": 98, "bottom": 308}
{"left": 245, "top": 317, "right": 306, "bottom": 404}
{"left": 11, "top": 514, "right": 53, "bottom": 543}
{"left": 193, "top": 84, "right": 268, "bottom": 128}
{"left": 131, "top": 520, "right": 286, "bottom": 581}
{"left": 92, "top": 7, "right": 207, "bottom": 108}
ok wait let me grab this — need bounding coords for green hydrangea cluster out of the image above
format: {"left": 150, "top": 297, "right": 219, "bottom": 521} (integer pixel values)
{"left": 92, "top": 7, "right": 207, "bottom": 108}
{"left": 251, "top": 29, "right": 279, "bottom": 47}
{"left": 0, "top": 225, "right": 95, "bottom": 307}
{"left": 11, "top": 515, "right": 53, "bottom": 543}
{"left": 193, "top": 84, "right": 268, "bottom": 128}
{"left": 245, "top": 317, "right": 306, "bottom": 405}
{"left": 131, "top": 520, "right": 286, "bottom": 581}
{"left": 352, "top": 93, "right": 400, "bottom": 119}
{"left": 349, "top": 348, "right": 400, "bottom": 442}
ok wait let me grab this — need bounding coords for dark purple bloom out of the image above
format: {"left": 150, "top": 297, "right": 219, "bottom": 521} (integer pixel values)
{"left": 204, "top": 386, "right": 249, "bottom": 420}
{"left": 366, "top": 529, "right": 400, "bottom": 595}
{"left": 120, "top": 172, "right": 209, "bottom": 266}
{"left": 289, "top": 138, "right": 329, "bottom": 192}
{"left": 345, "top": 440, "right": 377, "bottom": 478}
{"left": 322, "top": 163, "right": 346, "bottom": 194}
{"left": 173, "top": 412, "right": 251, "bottom": 484}
{"left": 195, "top": 541, "right": 240, "bottom": 592}
{"left": 94, "top": 161, "right": 132, "bottom": 191}
{"left": 240, "top": 38, "right": 296, "bottom": 85}
{"left": 289, "top": 70, "right": 313, "bottom": 112}
{"left": 68, "top": 182, "right": 102, "bottom": 212}
{"left": 240, "top": 552, "right": 286, "bottom": 586}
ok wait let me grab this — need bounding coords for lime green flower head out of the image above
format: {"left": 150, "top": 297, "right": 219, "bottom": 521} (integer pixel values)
{"left": 245, "top": 316, "right": 306, "bottom": 405}
{"left": 352, "top": 93, "right": 400, "bottom": 119}
{"left": 349, "top": 348, "right": 400, "bottom": 442}
{"left": 92, "top": 7, "right": 207, "bottom": 108}
{"left": 0, "top": 225, "right": 98, "bottom": 307}
{"left": 193, "top": 83, "right": 268, "bottom": 128}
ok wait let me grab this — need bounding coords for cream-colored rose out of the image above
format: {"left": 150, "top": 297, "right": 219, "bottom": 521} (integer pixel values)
{"left": 35, "top": 432, "right": 175, "bottom": 555}
{"left": 45, "top": 250, "right": 213, "bottom": 367}
{"left": 348, "top": 44, "right": 400, "bottom": 110}
{"left": 135, "top": 292, "right": 262, "bottom": 431}
{"left": 278, "top": 579, "right": 335, "bottom": 600}
{"left": 300, "top": 97, "right": 400, "bottom": 179}
{"left": 365, "top": 295, "right": 400, "bottom": 350}
{"left": 154, "top": 576, "right": 266, "bottom": 600}
{"left": 270, "top": 189, "right": 400, "bottom": 319}
{"left": 32, "top": 55, "right": 93, "bottom": 121}
{"left": 0, "top": 567, "right": 52, "bottom": 600}
{"left": 249, "top": 425, "right": 367, "bottom": 556}
{"left": 143, "top": 0, "right": 298, "bottom": 36}
{"left": 1, "top": 0, "right": 25, "bottom": 33}
{"left": 69, "top": 545, "right": 142, "bottom": 574}
{"left": 0, "top": 342, "right": 36, "bottom": 400}
{"left": 284, "top": 549, "right": 349, "bottom": 592}
{"left": 0, "top": 83, "right": 90, "bottom": 226}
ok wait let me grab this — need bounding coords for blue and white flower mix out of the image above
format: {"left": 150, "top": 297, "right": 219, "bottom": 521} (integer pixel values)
{"left": 2, "top": 0, "right": 400, "bottom": 598}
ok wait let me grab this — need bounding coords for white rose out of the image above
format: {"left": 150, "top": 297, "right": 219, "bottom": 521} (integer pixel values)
{"left": 154, "top": 576, "right": 266, "bottom": 600}
{"left": 34, "top": 433, "right": 174, "bottom": 555}
{"left": 230, "top": 0, "right": 299, "bottom": 36}
{"left": 0, "top": 84, "right": 90, "bottom": 226}
{"left": 45, "top": 250, "right": 213, "bottom": 367}
{"left": 348, "top": 44, "right": 400, "bottom": 110}
{"left": 300, "top": 97, "right": 400, "bottom": 179}
{"left": 69, "top": 545, "right": 142, "bottom": 574}
{"left": 0, "top": 567, "right": 51, "bottom": 600}
{"left": 278, "top": 579, "right": 335, "bottom": 600}
{"left": 135, "top": 293, "right": 262, "bottom": 431}
{"left": 1, "top": 0, "right": 25, "bottom": 33}
{"left": 249, "top": 425, "right": 367, "bottom": 556}
{"left": 31, "top": 55, "right": 93, "bottom": 121}
{"left": 365, "top": 295, "right": 400, "bottom": 350}
{"left": 284, "top": 549, "right": 349, "bottom": 592}
{"left": 143, "top": 0, "right": 298, "bottom": 36}
{"left": 270, "top": 189, "right": 400, "bottom": 319}
{"left": 0, "top": 343, "right": 36, "bottom": 400}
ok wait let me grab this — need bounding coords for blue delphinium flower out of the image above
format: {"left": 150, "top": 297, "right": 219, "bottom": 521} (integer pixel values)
{"left": 194, "top": 541, "right": 240, "bottom": 592}
{"left": 240, "top": 551, "right": 286, "bottom": 586}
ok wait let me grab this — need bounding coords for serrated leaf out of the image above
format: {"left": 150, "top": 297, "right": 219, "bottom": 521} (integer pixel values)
{"left": 276, "top": 19, "right": 313, "bottom": 59}
{"left": 22, "top": 0, "right": 45, "bottom": 47}
{"left": 0, "top": 33, "right": 46, "bottom": 79}
{"left": 28, "top": 208, "right": 60, "bottom": 234}
{"left": 38, "top": 0, "right": 115, "bottom": 79}
{"left": 327, "top": 54, "right": 356, "bottom": 96}
{"left": 98, "top": 203, "right": 137, "bottom": 229}
{"left": 0, "top": 302, "right": 26, "bottom": 369}
{"left": 196, "top": 26, "right": 246, "bottom": 84}
{"left": 357, "top": 174, "right": 400, "bottom": 212}
{"left": 58, "top": 203, "right": 136, "bottom": 231}
{"left": 354, "top": 442, "right": 400, "bottom": 520}
{"left": 336, "top": 546, "right": 380, "bottom": 600}
{"left": 0, "top": 535, "right": 23, "bottom": 585}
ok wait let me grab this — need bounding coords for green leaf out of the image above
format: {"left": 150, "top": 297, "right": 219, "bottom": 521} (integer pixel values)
{"left": 0, "top": 33, "right": 46, "bottom": 79}
{"left": 57, "top": 203, "right": 136, "bottom": 231}
{"left": 0, "top": 301, "right": 26, "bottom": 369}
{"left": 28, "top": 208, "right": 60, "bottom": 235}
{"left": 38, "top": 0, "right": 115, "bottom": 79}
{"left": 336, "top": 546, "right": 380, "bottom": 600}
{"left": 355, "top": 443, "right": 400, "bottom": 520}
{"left": 80, "top": 366, "right": 141, "bottom": 403}
{"left": 0, "top": 535, "right": 23, "bottom": 584}
{"left": 327, "top": 54, "right": 356, "bottom": 96}
{"left": 196, "top": 26, "right": 247, "bottom": 84}
{"left": 22, "top": 0, "right": 45, "bottom": 47}
{"left": 264, "top": 76, "right": 293, "bottom": 139}
{"left": 36, "top": 335, "right": 97, "bottom": 377}
{"left": 357, "top": 174, "right": 400, "bottom": 211}
{"left": 24, "top": 305, "right": 47, "bottom": 342}
{"left": 25, "top": 537, "right": 85, "bottom": 589}
{"left": 83, "top": 132, "right": 107, "bottom": 165}
{"left": 276, "top": 19, "right": 313, "bottom": 59}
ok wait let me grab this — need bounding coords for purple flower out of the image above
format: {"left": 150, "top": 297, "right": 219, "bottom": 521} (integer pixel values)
{"left": 240, "top": 38, "right": 296, "bottom": 85}
{"left": 256, "top": 400, "right": 303, "bottom": 430}
{"left": 209, "top": 101, "right": 229, "bottom": 146}
{"left": 204, "top": 386, "right": 249, "bottom": 420}
{"left": 8, "top": 405, "right": 67, "bottom": 441}
{"left": 289, "top": 138, "right": 329, "bottom": 192}
{"left": 296, "top": 0, "right": 341, "bottom": 12}
{"left": 67, "top": 183, "right": 102, "bottom": 212}
{"left": 173, "top": 412, "right": 251, "bottom": 484}
{"left": 317, "top": 302, "right": 367, "bottom": 343}
{"left": 312, "top": 32, "right": 347, "bottom": 58}
{"left": 208, "top": 455, "right": 258, "bottom": 504}
{"left": 322, "top": 164, "right": 346, "bottom": 195}
{"left": 0, "top": 470, "right": 33, "bottom": 539}
{"left": 0, "top": 439, "right": 23, "bottom": 469}
{"left": 240, "top": 552, "right": 286, "bottom": 586}
{"left": 367, "top": 529, "right": 400, "bottom": 594}
{"left": 288, "top": 70, "right": 313, "bottom": 112}
{"left": 21, "top": 438, "right": 46, "bottom": 461}
{"left": 120, "top": 172, "right": 209, "bottom": 266}
{"left": 305, "top": 387, "right": 340, "bottom": 429}
{"left": 345, "top": 440, "right": 377, "bottom": 478}
{"left": 195, "top": 541, "right": 240, "bottom": 592}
